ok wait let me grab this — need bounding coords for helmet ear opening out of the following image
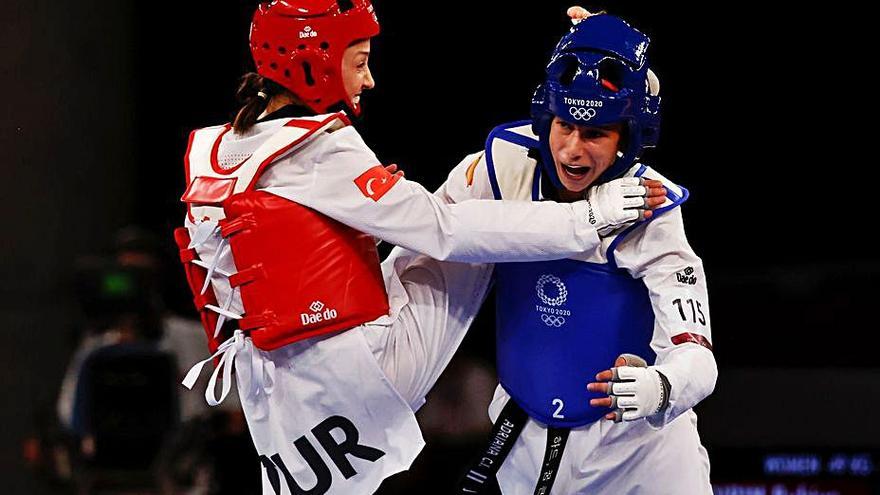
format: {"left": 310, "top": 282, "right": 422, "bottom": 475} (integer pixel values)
{"left": 337, "top": 0, "right": 355, "bottom": 12}
{"left": 302, "top": 61, "right": 315, "bottom": 86}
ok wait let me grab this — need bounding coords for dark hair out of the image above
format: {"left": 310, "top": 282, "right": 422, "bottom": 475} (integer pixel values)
{"left": 232, "top": 73, "right": 289, "bottom": 134}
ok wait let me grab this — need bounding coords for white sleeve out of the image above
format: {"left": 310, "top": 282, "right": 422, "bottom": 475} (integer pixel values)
{"left": 381, "top": 150, "right": 497, "bottom": 321}
{"left": 258, "top": 128, "right": 599, "bottom": 263}
{"left": 369, "top": 152, "right": 497, "bottom": 409}
{"left": 613, "top": 208, "right": 718, "bottom": 428}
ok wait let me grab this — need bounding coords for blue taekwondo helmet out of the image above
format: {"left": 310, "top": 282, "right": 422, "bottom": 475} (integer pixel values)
{"left": 531, "top": 14, "right": 661, "bottom": 189}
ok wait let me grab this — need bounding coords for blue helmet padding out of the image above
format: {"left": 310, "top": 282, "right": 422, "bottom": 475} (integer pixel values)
{"left": 531, "top": 14, "right": 661, "bottom": 189}
{"left": 554, "top": 15, "right": 650, "bottom": 67}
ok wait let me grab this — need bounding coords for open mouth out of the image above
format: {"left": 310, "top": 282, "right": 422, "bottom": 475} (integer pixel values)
{"left": 352, "top": 94, "right": 361, "bottom": 105}
{"left": 560, "top": 163, "right": 591, "bottom": 179}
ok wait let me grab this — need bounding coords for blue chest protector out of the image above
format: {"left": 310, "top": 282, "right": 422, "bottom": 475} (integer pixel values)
{"left": 485, "top": 121, "right": 688, "bottom": 428}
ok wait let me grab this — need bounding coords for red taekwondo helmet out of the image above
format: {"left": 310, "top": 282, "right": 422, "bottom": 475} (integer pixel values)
{"left": 249, "top": 0, "right": 380, "bottom": 115}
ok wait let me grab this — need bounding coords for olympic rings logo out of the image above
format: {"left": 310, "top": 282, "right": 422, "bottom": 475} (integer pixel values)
{"left": 541, "top": 314, "right": 566, "bottom": 327}
{"left": 569, "top": 106, "right": 597, "bottom": 121}
{"left": 536, "top": 274, "right": 567, "bottom": 307}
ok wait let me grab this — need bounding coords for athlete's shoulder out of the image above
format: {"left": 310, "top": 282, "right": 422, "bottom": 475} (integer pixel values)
{"left": 289, "top": 111, "right": 352, "bottom": 131}
{"left": 627, "top": 163, "right": 688, "bottom": 205}
{"left": 192, "top": 122, "right": 228, "bottom": 132}
{"left": 310, "top": 120, "right": 373, "bottom": 157}
{"left": 441, "top": 150, "right": 493, "bottom": 201}
{"left": 480, "top": 121, "right": 541, "bottom": 200}
{"left": 269, "top": 119, "right": 377, "bottom": 179}
{"left": 604, "top": 163, "right": 691, "bottom": 254}
{"left": 486, "top": 120, "right": 539, "bottom": 149}
{"left": 187, "top": 123, "right": 228, "bottom": 147}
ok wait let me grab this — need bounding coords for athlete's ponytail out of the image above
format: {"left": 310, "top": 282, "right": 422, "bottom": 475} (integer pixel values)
{"left": 232, "top": 73, "right": 287, "bottom": 134}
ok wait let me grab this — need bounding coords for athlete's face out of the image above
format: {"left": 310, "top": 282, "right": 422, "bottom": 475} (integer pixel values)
{"left": 548, "top": 117, "right": 623, "bottom": 195}
{"left": 341, "top": 39, "right": 375, "bottom": 110}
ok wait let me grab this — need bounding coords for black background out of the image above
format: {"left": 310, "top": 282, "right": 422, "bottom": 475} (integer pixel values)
{"left": 3, "top": 1, "right": 876, "bottom": 492}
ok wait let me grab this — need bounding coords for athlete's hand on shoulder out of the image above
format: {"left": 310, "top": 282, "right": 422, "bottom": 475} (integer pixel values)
{"left": 585, "top": 178, "right": 666, "bottom": 237}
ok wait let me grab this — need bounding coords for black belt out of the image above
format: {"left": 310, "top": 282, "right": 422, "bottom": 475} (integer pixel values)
{"left": 458, "top": 400, "right": 570, "bottom": 495}
{"left": 533, "top": 427, "right": 570, "bottom": 495}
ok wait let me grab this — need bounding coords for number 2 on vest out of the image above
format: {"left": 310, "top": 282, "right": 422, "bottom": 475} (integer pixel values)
{"left": 552, "top": 398, "right": 565, "bottom": 419}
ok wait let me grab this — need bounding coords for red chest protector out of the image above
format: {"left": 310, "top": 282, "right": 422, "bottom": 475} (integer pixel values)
{"left": 173, "top": 114, "right": 389, "bottom": 352}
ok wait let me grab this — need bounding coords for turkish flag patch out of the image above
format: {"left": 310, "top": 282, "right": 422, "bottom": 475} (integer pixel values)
{"left": 354, "top": 165, "right": 402, "bottom": 202}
